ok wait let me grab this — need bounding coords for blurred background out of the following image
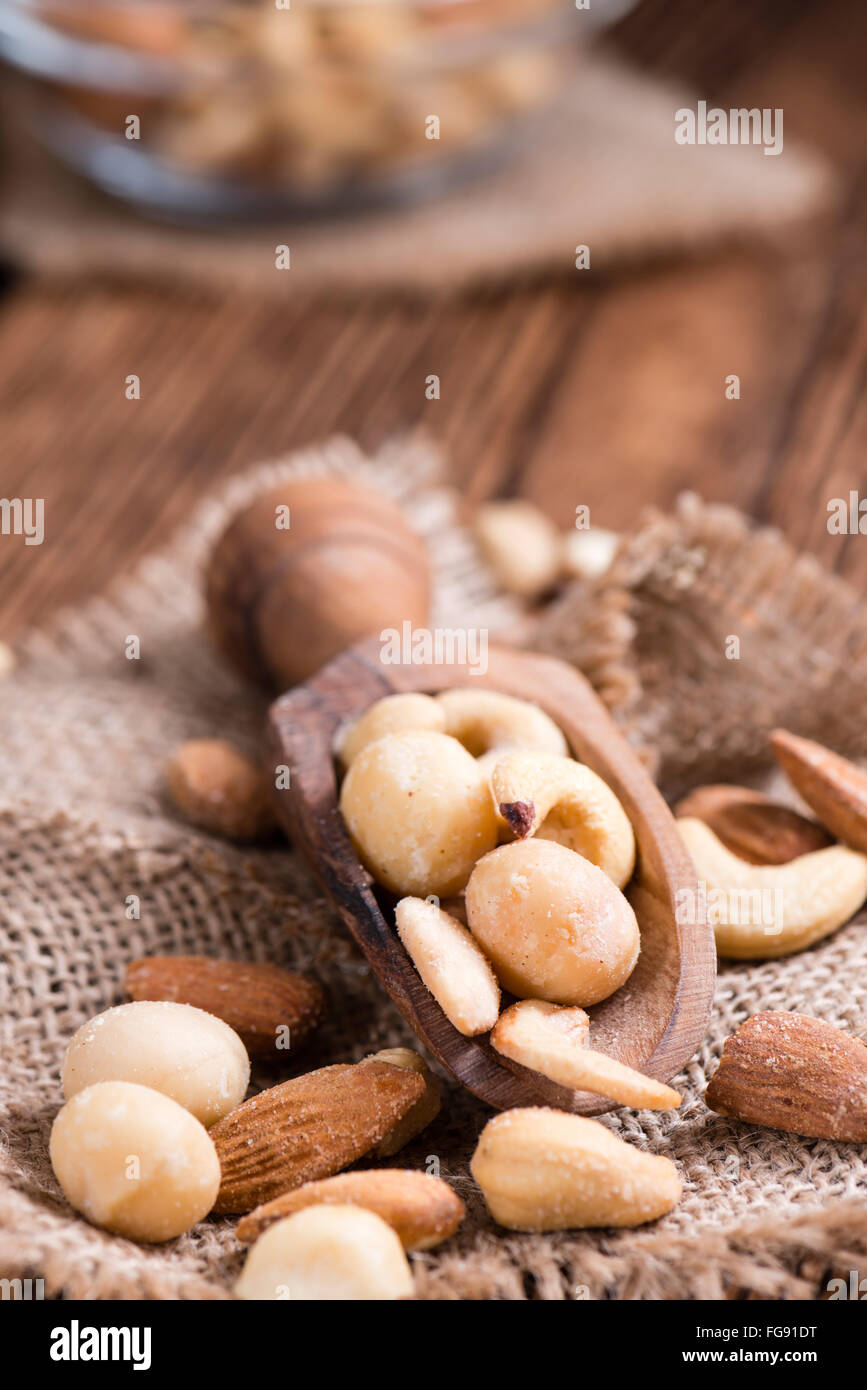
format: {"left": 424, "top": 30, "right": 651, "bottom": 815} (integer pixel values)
{"left": 0, "top": 0, "right": 865, "bottom": 638}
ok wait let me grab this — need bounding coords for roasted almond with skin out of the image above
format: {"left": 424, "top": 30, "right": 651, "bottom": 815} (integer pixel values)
{"left": 166, "top": 738, "right": 277, "bottom": 841}
{"left": 674, "top": 784, "right": 832, "bottom": 865}
{"left": 706, "top": 1011, "right": 867, "bottom": 1141}
{"left": 362, "top": 1048, "right": 441, "bottom": 1157}
{"left": 771, "top": 730, "right": 867, "bottom": 855}
{"left": 125, "top": 956, "right": 326, "bottom": 1061}
{"left": 210, "top": 1061, "right": 426, "bottom": 1213}
{"left": 236, "top": 1169, "right": 465, "bottom": 1250}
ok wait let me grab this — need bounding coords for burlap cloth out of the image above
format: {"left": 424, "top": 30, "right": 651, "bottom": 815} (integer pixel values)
{"left": 0, "top": 55, "right": 834, "bottom": 294}
{"left": 2, "top": 440, "right": 866, "bottom": 1302}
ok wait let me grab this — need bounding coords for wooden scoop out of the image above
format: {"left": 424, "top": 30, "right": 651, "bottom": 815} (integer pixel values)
{"left": 268, "top": 639, "right": 714, "bottom": 1115}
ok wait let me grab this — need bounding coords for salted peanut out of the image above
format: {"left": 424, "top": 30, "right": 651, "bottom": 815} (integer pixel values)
{"left": 471, "top": 1108, "right": 681, "bottom": 1231}
{"left": 465, "top": 840, "right": 639, "bottom": 1006}
{"left": 491, "top": 750, "right": 636, "bottom": 888}
{"left": 236, "top": 1169, "right": 464, "bottom": 1251}
{"left": 395, "top": 897, "right": 500, "bottom": 1036}
{"left": 335, "top": 693, "right": 445, "bottom": 769}
{"left": 235, "top": 1205, "right": 415, "bottom": 1301}
{"left": 61, "top": 1001, "right": 250, "bottom": 1128}
{"left": 677, "top": 817, "right": 867, "bottom": 959}
{"left": 50, "top": 1081, "right": 220, "bottom": 1242}
{"left": 166, "top": 738, "right": 277, "bottom": 841}
{"left": 491, "top": 1001, "right": 681, "bottom": 1110}
{"left": 363, "top": 1047, "right": 442, "bottom": 1156}
{"left": 436, "top": 688, "right": 568, "bottom": 758}
{"left": 339, "top": 730, "right": 497, "bottom": 896}
{"left": 474, "top": 499, "right": 562, "bottom": 598}
{"left": 561, "top": 528, "right": 619, "bottom": 581}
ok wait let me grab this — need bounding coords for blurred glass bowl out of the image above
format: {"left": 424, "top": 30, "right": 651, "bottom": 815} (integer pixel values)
{"left": 0, "top": 0, "right": 637, "bottom": 219}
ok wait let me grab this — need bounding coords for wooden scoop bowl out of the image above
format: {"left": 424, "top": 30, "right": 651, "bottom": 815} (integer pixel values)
{"left": 268, "top": 639, "right": 714, "bottom": 1115}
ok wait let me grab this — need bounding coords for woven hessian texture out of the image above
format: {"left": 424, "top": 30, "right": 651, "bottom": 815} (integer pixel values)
{"left": 1, "top": 447, "right": 866, "bottom": 1300}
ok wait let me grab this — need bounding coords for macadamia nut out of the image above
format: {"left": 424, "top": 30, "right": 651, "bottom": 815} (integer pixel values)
{"left": 61, "top": 1000, "right": 250, "bottom": 1127}
{"left": 465, "top": 839, "right": 640, "bottom": 1006}
{"left": 166, "top": 738, "right": 277, "bottom": 841}
{"left": 50, "top": 1081, "right": 220, "bottom": 1242}
{"left": 336, "top": 692, "right": 445, "bottom": 769}
{"left": 339, "top": 730, "right": 497, "bottom": 896}
{"left": 235, "top": 1204, "right": 414, "bottom": 1301}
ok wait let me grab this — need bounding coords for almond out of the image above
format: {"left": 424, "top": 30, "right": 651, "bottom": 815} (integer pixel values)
{"left": 362, "top": 1048, "right": 441, "bottom": 1157}
{"left": 166, "top": 738, "right": 277, "bottom": 841}
{"left": 210, "top": 1060, "right": 426, "bottom": 1213}
{"left": 771, "top": 730, "right": 867, "bottom": 854}
{"left": 706, "top": 1011, "right": 867, "bottom": 1141}
{"left": 124, "top": 956, "right": 326, "bottom": 1061}
{"left": 470, "top": 1108, "right": 681, "bottom": 1231}
{"left": 673, "top": 784, "right": 832, "bottom": 864}
{"left": 236, "top": 1169, "right": 465, "bottom": 1250}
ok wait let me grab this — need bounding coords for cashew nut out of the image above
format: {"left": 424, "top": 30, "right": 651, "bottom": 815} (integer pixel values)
{"left": 340, "top": 730, "right": 497, "bottom": 897}
{"left": 677, "top": 817, "right": 867, "bottom": 959}
{"left": 395, "top": 897, "right": 500, "bottom": 1036}
{"left": 436, "top": 688, "right": 568, "bottom": 758}
{"left": 475, "top": 748, "right": 528, "bottom": 843}
{"left": 491, "top": 750, "right": 636, "bottom": 889}
{"left": 490, "top": 1000, "right": 681, "bottom": 1110}
{"left": 335, "top": 693, "right": 445, "bottom": 768}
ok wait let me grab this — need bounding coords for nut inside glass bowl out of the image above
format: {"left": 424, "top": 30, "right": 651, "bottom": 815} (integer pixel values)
{"left": 0, "top": 0, "right": 637, "bottom": 219}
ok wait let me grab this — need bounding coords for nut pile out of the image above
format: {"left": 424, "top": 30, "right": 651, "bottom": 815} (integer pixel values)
{"left": 337, "top": 687, "right": 685, "bottom": 1234}
{"left": 45, "top": 691, "right": 867, "bottom": 1297}
{"left": 676, "top": 729, "right": 867, "bottom": 959}
{"left": 339, "top": 688, "right": 653, "bottom": 1042}
{"left": 38, "top": 0, "right": 568, "bottom": 200}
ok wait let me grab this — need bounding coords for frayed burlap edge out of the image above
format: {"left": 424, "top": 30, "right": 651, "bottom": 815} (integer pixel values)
{"left": 534, "top": 492, "right": 867, "bottom": 792}
{"left": 412, "top": 1201, "right": 867, "bottom": 1301}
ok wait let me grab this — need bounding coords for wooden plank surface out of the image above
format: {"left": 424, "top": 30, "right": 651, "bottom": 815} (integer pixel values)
{"left": 0, "top": 0, "right": 866, "bottom": 637}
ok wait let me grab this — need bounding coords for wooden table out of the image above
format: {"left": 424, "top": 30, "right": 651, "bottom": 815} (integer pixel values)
{"left": 1, "top": 0, "right": 866, "bottom": 637}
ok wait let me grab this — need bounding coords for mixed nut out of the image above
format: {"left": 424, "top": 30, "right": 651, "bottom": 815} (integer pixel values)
{"left": 45, "top": 676, "right": 867, "bottom": 1297}
{"left": 14, "top": 0, "right": 570, "bottom": 210}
